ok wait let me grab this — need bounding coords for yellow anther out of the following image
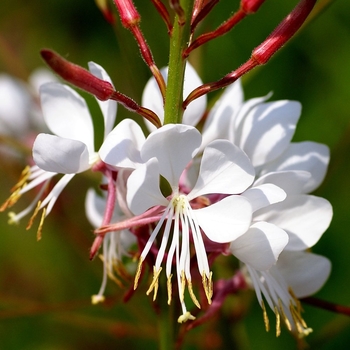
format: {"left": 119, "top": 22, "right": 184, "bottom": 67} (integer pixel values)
{"left": 262, "top": 300, "right": 270, "bottom": 332}
{"left": 167, "top": 274, "right": 173, "bottom": 305}
{"left": 187, "top": 279, "right": 201, "bottom": 309}
{"left": 11, "top": 165, "right": 31, "bottom": 192}
{"left": 36, "top": 207, "right": 46, "bottom": 241}
{"left": 202, "top": 272, "right": 213, "bottom": 304}
{"left": 278, "top": 299, "right": 291, "bottom": 331}
{"left": 134, "top": 257, "right": 144, "bottom": 290}
{"left": 274, "top": 305, "right": 281, "bottom": 337}
{"left": 177, "top": 311, "right": 196, "bottom": 323}
{"left": 91, "top": 294, "right": 105, "bottom": 305}
{"left": 180, "top": 271, "right": 186, "bottom": 302}
{"left": 26, "top": 200, "right": 42, "bottom": 230}
{"left": 1, "top": 188, "right": 22, "bottom": 211}
{"left": 146, "top": 266, "right": 162, "bottom": 301}
{"left": 8, "top": 212, "right": 19, "bottom": 225}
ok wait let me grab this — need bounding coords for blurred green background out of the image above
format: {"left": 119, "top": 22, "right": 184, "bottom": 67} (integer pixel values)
{"left": 1, "top": 0, "right": 350, "bottom": 349}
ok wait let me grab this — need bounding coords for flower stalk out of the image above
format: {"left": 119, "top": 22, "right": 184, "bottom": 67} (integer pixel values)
{"left": 163, "top": 0, "right": 195, "bottom": 125}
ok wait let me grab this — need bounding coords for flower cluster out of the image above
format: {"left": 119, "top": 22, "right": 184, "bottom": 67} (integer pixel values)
{"left": 1, "top": 61, "right": 332, "bottom": 337}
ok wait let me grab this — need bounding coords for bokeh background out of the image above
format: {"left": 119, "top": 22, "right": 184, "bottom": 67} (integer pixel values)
{"left": 1, "top": 0, "right": 349, "bottom": 349}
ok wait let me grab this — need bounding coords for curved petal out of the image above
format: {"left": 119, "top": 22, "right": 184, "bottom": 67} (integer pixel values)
{"left": 142, "top": 63, "right": 206, "bottom": 131}
{"left": 200, "top": 80, "right": 244, "bottom": 149}
{"left": 254, "top": 170, "right": 311, "bottom": 195}
{"left": 99, "top": 118, "right": 145, "bottom": 169}
{"left": 241, "top": 184, "right": 286, "bottom": 212}
{"left": 238, "top": 100, "right": 301, "bottom": 167}
{"left": 194, "top": 195, "right": 252, "bottom": 243}
{"left": 230, "top": 222, "right": 288, "bottom": 271}
{"left": 39, "top": 82, "right": 94, "bottom": 152}
{"left": 85, "top": 188, "right": 105, "bottom": 228}
{"left": 29, "top": 68, "right": 59, "bottom": 94}
{"left": 188, "top": 140, "right": 255, "bottom": 200}
{"left": 88, "top": 62, "right": 117, "bottom": 137}
{"left": 33, "top": 133, "right": 90, "bottom": 174}
{"left": 141, "top": 124, "right": 201, "bottom": 187}
{"left": 254, "top": 194, "right": 333, "bottom": 250}
{"left": 126, "top": 158, "right": 168, "bottom": 215}
{"left": 260, "top": 142, "right": 330, "bottom": 193}
{"left": 276, "top": 251, "right": 331, "bottom": 298}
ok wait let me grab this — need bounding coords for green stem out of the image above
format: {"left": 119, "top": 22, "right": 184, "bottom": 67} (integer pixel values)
{"left": 163, "top": 0, "right": 194, "bottom": 125}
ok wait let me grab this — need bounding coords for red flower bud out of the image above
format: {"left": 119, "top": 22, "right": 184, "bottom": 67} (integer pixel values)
{"left": 40, "top": 49, "right": 114, "bottom": 101}
{"left": 113, "top": 0, "right": 140, "bottom": 28}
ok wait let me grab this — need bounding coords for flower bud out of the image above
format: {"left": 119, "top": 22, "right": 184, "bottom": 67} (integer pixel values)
{"left": 40, "top": 49, "right": 115, "bottom": 101}
{"left": 113, "top": 0, "right": 140, "bottom": 28}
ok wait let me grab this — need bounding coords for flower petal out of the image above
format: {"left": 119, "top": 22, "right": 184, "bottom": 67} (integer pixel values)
{"left": 194, "top": 195, "right": 252, "bottom": 243}
{"left": 142, "top": 63, "right": 206, "bottom": 131}
{"left": 254, "top": 194, "right": 333, "bottom": 250}
{"left": 141, "top": 124, "right": 201, "bottom": 187}
{"left": 88, "top": 62, "right": 117, "bottom": 137}
{"left": 241, "top": 183, "right": 286, "bottom": 212}
{"left": 188, "top": 140, "right": 255, "bottom": 200}
{"left": 276, "top": 250, "right": 331, "bottom": 298}
{"left": 85, "top": 188, "right": 105, "bottom": 228}
{"left": 238, "top": 100, "right": 301, "bottom": 167}
{"left": 99, "top": 118, "right": 145, "bottom": 169}
{"left": 39, "top": 82, "right": 94, "bottom": 152}
{"left": 127, "top": 158, "right": 168, "bottom": 215}
{"left": 200, "top": 80, "right": 244, "bottom": 149}
{"left": 254, "top": 170, "right": 311, "bottom": 195}
{"left": 260, "top": 141, "right": 330, "bottom": 193}
{"left": 230, "top": 222, "right": 288, "bottom": 271}
{"left": 33, "top": 133, "right": 90, "bottom": 173}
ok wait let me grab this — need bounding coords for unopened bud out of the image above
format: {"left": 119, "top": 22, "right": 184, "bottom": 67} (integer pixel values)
{"left": 113, "top": 0, "right": 140, "bottom": 28}
{"left": 40, "top": 49, "right": 115, "bottom": 101}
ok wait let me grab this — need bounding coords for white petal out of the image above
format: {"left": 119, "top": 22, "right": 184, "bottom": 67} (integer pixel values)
{"left": 260, "top": 142, "right": 330, "bottom": 193}
{"left": 141, "top": 124, "right": 201, "bottom": 187}
{"left": 254, "top": 194, "right": 333, "bottom": 250}
{"left": 238, "top": 100, "right": 301, "bottom": 167}
{"left": 194, "top": 195, "right": 252, "bottom": 243}
{"left": 85, "top": 188, "right": 105, "bottom": 228}
{"left": 99, "top": 118, "right": 145, "bottom": 169}
{"left": 127, "top": 158, "right": 168, "bottom": 215}
{"left": 276, "top": 251, "right": 331, "bottom": 298}
{"left": 0, "top": 74, "right": 30, "bottom": 134}
{"left": 241, "top": 184, "right": 286, "bottom": 212}
{"left": 142, "top": 63, "right": 206, "bottom": 131}
{"left": 254, "top": 170, "right": 311, "bottom": 195}
{"left": 188, "top": 140, "right": 255, "bottom": 200}
{"left": 88, "top": 62, "right": 117, "bottom": 137}
{"left": 33, "top": 133, "right": 90, "bottom": 174}
{"left": 29, "top": 68, "right": 59, "bottom": 94}
{"left": 39, "top": 83, "right": 94, "bottom": 152}
{"left": 200, "top": 80, "right": 244, "bottom": 149}
{"left": 230, "top": 222, "right": 288, "bottom": 271}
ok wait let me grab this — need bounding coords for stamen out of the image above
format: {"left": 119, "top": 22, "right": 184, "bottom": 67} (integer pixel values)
{"left": 134, "top": 257, "right": 144, "bottom": 290}
{"left": 274, "top": 305, "right": 281, "bottom": 337}
{"left": 177, "top": 311, "right": 196, "bottom": 323}
{"left": 1, "top": 187, "right": 23, "bottom": 211}
{"left": 11, "top": 166, "right": 31, "bottom": 192}
{"left": 167, "top": 274, "right": 173, "bottom": 305}
{"left": 202, "top": 272, "right": 213, "bottom": 304}
{"left": 146, "top": 266, "right": 162, "bottom": 301}
{"left": 36, "top": 207, "right": 46, "bottom": 241}
{"left": 279, "top": 299, "right": 292, "bottom": 331}
{"left": 261, "top": 300, "right": 270, "bottom": 332}
{"left": 187, "top": 279, "right": 201, "bottom": 309}
{"left": 180, "top": 271, "right": 186, "bottom": 302}
{"left": 26, "top": 200, "right": 42, "bottom": 230}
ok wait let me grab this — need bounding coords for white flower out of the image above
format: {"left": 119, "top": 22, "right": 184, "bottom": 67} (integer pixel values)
{"left": 126, "top": 123, "right": 255, "bottom": 322}
{"left": 183, "top": 75, "right": 333, "bottom": 336}
{"left": 1, "top": 62, "right": 117, "bottom": 236}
